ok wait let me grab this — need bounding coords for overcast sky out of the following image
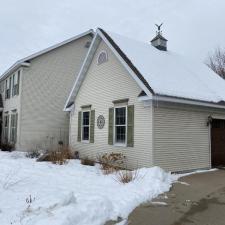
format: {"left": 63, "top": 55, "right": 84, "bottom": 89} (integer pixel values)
{"left": 0, "top": 0, "right": 224, "bottom": 74}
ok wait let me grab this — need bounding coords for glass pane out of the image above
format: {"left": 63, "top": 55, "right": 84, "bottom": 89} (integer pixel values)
{"left": 116, "top": 126, "right": 126, "bottom": 143}
{"left": 83, "top": 111, "right": 90, "bottom": 126}
{"left": 115, "top": 107, "right": 126, "bottom": 125}
{"left": 82, "top": 126, "right": 89, "bottom": 140}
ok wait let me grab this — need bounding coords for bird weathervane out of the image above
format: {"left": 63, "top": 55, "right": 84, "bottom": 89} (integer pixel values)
{"left": 155, "top": 23, "right": 163, "bottom": 34}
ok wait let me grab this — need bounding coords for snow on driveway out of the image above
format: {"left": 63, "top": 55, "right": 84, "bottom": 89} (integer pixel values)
{"left": 0, "top": 152, "right": 179, "bottom": 225}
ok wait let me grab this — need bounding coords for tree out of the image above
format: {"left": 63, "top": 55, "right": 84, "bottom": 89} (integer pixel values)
{"left": 206, "top": 47, "right": 225, "bottom": 79}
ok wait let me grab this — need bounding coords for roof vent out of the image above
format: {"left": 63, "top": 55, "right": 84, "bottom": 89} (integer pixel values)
{"left": 151, "top": 23, "right": 167, "bottom": 51}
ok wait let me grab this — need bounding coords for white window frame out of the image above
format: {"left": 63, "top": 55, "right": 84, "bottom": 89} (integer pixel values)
{"left": 81, "top": 110, "right": 90, "bottom": 143}
{"left": 3, "top": 113, "right": 9, "bottom": 142}
{"left": 113, "top": 106, "right": 127, "bottom": 147}
{"left": 10, "top": 111, "right": 17, "bottom": 143}
{"left": 97, "top": 50, "right": 108, "bottom": 65}
{"left": 5, "top": 78, "right": 10, "bottom": 99}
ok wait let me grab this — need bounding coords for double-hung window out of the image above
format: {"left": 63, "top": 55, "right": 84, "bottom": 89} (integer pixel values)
{"left": 12, "top": 71, "right": 20, "bottom": 96}
{"left": 82, "top": 111, "right": 90, "bottom": 141}
{"left": 5, "top": 79, "right": 10, "bottom": 99}
{"left": 3, "top": 114, "right": 9, "bottom": 142}
{"left": 10, "top": 112, "right": 18, "bottom": 143}
{"left": 114, "top": 107, "right": 127, "bottom": 144}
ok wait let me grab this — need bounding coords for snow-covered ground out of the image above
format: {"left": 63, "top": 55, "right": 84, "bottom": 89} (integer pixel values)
{"left": 0, "top": 151, "right": 179, "bottom": 225}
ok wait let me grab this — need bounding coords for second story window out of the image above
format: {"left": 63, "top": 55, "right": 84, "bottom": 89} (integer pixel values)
{"left": 5, "top": 79, "right": 10, "bottom": 99}
{"left": 12, "top": 71, "right": 20, "bottom": 96}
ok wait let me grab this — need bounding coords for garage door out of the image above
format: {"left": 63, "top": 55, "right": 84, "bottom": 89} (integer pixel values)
{"left": 211, "top": 119, "right": 225, "bottom": 167}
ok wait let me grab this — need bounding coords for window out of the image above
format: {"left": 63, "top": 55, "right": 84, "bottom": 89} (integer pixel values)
{"left": 10, "top": 112, "right": 18, "bottom": 143}
{"left": 97, "top": 51, "right": 108, "bottom": 65}
{"left": 114, "top": 107, "right": 127, "bottom": 144}
{"left": 3, "top": 114, "right": 9, "bottom": 142}
{"left": 0, "top": 81, "right": 4, "bottom": 93}
{"left": 82, "top": 111, "right": 90, "bottom": 141}
{"left": 12, "top": 71, "right": 20, "bottom": 96}
{"left": 5, "top": 79, "right": 10, "bottom": 99}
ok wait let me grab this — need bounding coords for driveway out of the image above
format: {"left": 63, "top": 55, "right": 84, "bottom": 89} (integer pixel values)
{"left": 128, "top": 169, "right": 225, "bottom": 225}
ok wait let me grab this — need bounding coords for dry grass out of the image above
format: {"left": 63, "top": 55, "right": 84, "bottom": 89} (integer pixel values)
{"left": 115, "top": 169, "right": 140, "bottom": 184}
{"left": 81, "top": 157, "right": 95, "bottom": 166}
{"left": 97, "top": 152, "right": 125, "bottom": 174}
{"left": 38, "top": 147, "right": 73, "bottom": 165}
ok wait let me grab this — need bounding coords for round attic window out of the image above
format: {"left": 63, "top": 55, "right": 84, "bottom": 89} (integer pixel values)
{"left": 97, "top": 51, "right": 108, "bottom": 65}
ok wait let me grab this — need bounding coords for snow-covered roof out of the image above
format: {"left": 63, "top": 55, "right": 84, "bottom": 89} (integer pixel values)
{"left": 0, "top": 29, "right": 94, "bottom": 81}
{"left": 65, "top": 28, "right": 225, "bottom": 109}
{"left": 106, "top": 30, "right": 225, "bottom": 103}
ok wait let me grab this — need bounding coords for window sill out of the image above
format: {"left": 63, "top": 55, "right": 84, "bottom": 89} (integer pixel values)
{"left": 113, "top": 143, "right": 126, "bottom": 147}
{"left": 81, "top": 140, "right": 90, "bottom": 144}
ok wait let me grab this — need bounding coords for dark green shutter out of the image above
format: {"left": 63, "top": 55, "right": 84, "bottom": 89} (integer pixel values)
{"left": 127, "top": 105, "right": 134, "bottom": 147}
{"left": 77, "top": 111, "right": 81, "bottom": 142}
{"left": 17, "top": 71, "right": 20, "bottom": 95}
{"left": 108, "top": 108, "right": 114, "bottom": 145}
{"left": 90, "top": 110, "right": 95, "bottom": 143}
{"left": 10, "top": 115, "right": 13, "bottom": 142}
{"left": 9, "top": 77, "right": 11, "bottom": 98}
{"left": 15, "top": 113, "right": 18, "bottom": 142}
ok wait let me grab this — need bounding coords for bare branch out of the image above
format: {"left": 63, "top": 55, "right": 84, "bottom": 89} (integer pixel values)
{"left": 206, "top": 47, "right": 225, "bottom": 79}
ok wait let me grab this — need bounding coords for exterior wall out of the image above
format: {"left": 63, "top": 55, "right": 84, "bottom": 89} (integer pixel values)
{"left": 70, "top": 41, "right": 153, "bottom": 169}
{"left": 19, "top": 35, "right": 92, "bottom": 150}
{"left": 153, "top": 101, "right": 225, "bottom": 172}
{"left": 0, "top": 69, "right": 22, "bottom": 145}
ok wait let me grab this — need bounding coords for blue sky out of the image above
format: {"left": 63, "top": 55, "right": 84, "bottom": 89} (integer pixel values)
{"left": 0, "top": 0, "right": 224, "bottom": 74}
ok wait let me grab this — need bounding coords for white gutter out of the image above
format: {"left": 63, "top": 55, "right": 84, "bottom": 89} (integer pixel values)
{"left": 138, "top": 95, "right": 225, "bottom": 110}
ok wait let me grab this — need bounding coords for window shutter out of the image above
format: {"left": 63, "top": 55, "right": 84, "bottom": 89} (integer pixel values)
{"left": 90, "top": 110, "right": 95, "bottom": 143}
{"left": 17, "top": 71, "right": 20, "bottom": 95}
{"left": 77, "top": 111, "right": 81, "bottom": 142}
{"left": 127, "top": 105, "right": 134, "bottom": 147}
{"left": 15, "top": 113, "right": 18, "bottom": 142}
{"left": 10, "top": 115, "right": 13, "bottom": 142}
{"left": 9, "top": 77, "right": 11, "bottom": 98}
{"left": 108, "top": 108, "right": 114, "bottom": 145}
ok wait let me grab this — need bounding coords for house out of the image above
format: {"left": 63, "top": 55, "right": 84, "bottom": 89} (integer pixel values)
{"left": 0, "top": 30, "right": 94, "bottom": 150}
{"left": 65, "top": 28, "right": 225, "bottom": 172}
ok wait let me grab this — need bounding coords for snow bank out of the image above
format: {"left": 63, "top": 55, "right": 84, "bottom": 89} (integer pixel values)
{"left": 0, "top": 152, "right": 178, "bottom": 225}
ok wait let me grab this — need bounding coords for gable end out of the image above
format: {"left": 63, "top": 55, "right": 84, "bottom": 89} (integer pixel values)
{"left": 99, "top": 28, "right": 155, "bottom": 95}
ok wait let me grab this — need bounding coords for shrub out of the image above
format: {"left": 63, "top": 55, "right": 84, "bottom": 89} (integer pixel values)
{"left": 115, "top": 169, "right": 139, "bottom": 184}
{"left": 37, "top": 147, "right": 73, "bottom": 165}
{"left": 0, "top": 142, "right": 15, "bottom": 152}
{"left": 48, "top": 151, "right": 67, "bottom": 165}
{"left": 74, "top": 151, "right": 79, "bottom": 159}
{"left": 97, "top": 152, "right": 125, "bottom": 174}
{"left": 81, "top": 157, "right": 95, "bottom": 166}
{"left": 26, "top": 150, "right": 40, "bottom": 158}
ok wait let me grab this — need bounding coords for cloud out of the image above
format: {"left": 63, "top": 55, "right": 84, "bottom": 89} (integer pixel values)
{"left": 0, "top": 0, "right": 224, "bottom": 74}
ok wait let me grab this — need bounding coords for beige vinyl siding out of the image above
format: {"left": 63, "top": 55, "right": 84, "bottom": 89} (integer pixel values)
{"left": 70, "top": 41, "right": 153, "bottom": 169}
{"left": 19, "top": 35, "right": 92, "bottom": 150}
{"left": 153, "top": 102, "right": 225, "bottom": 172}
